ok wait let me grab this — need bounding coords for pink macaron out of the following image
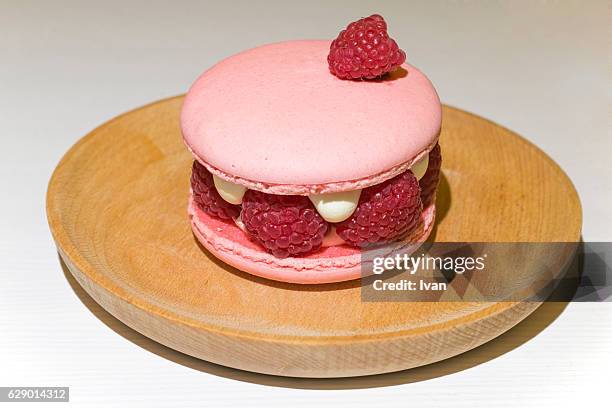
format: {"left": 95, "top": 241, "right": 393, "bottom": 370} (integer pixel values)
{"left": 181, "top": 39, "right": 442, "bottom": 284}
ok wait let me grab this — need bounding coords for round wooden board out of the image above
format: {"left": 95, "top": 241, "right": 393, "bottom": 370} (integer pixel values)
{"left": 47, "top": 96, "right": 581, "bottom": 378}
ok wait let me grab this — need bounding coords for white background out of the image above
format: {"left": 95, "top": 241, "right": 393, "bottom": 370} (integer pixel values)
{"left": 1, "top": 1, "right": 610, "bottom": 407}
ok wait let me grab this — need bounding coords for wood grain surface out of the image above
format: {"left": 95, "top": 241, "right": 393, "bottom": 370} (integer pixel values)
{"left": 46, "top": 96, "right": 582, "bottom": 377}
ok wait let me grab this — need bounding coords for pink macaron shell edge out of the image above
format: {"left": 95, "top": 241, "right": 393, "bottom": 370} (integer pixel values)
{"left": 184, "top": 137, "right": 439, "bottom": 195}
{"left": 188, "top": 195, "right": 436, "bottom": 284}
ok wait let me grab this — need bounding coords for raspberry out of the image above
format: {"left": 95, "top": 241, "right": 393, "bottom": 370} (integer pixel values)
{"left": 328, "top": 14, "right": 406, "bottom": 80}
{"left": 241, "top": 191, "right": 329, "bottom": 258}
{"left": 419, "top": 143, "right": 442, "bottom": 206}
{"left": 191, "top": 161, "right": 240, "bottom": 220}
{"left": 336, "top": 170, "right": 422, "bottom": 246}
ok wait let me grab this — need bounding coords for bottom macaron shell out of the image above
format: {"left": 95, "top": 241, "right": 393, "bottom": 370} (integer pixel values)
{"left": 188, "top": 195, "right": 435, "bottom": 284}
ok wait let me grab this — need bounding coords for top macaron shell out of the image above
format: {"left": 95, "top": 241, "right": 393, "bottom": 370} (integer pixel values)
{"left": 181, "top": 40, "right": 441, "bottom": 195}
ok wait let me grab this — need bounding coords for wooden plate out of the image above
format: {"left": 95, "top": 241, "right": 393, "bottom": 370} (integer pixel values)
{"left": 47, "top": 96, "right": 581, "bottom": 378}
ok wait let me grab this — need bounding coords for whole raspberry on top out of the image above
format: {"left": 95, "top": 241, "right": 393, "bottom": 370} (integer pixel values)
{"left": 241, "top": 191, "right": 329, "bottom": 258}
{"left": 328, "top": 14, "right": 406, "bottom": 80}
{"left": 191, "top": 161, "right": 241, "bottom": 220}
{"left": 335, "top": 170, "right": 422, "bottom": 246}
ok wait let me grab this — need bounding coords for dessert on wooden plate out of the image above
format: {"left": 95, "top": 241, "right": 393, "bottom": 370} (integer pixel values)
{"left": 47, "top": 14, "right": 582, "bottom": 377}
{"left": 182, "top": 15, "right": 442, "bottom": 283}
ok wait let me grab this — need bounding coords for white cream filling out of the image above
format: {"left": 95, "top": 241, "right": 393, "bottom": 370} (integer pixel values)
{"left": 234, "top": 214, "right": 246, "bottom": 231}
{"left": 308, "top": 190, "right": 361, "bottom": 223}
{"left": 411, "top": 154, "right": 429, "bottom": 180}
{"left": 213, "top": 174, "right": 247, "bottom": 204}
